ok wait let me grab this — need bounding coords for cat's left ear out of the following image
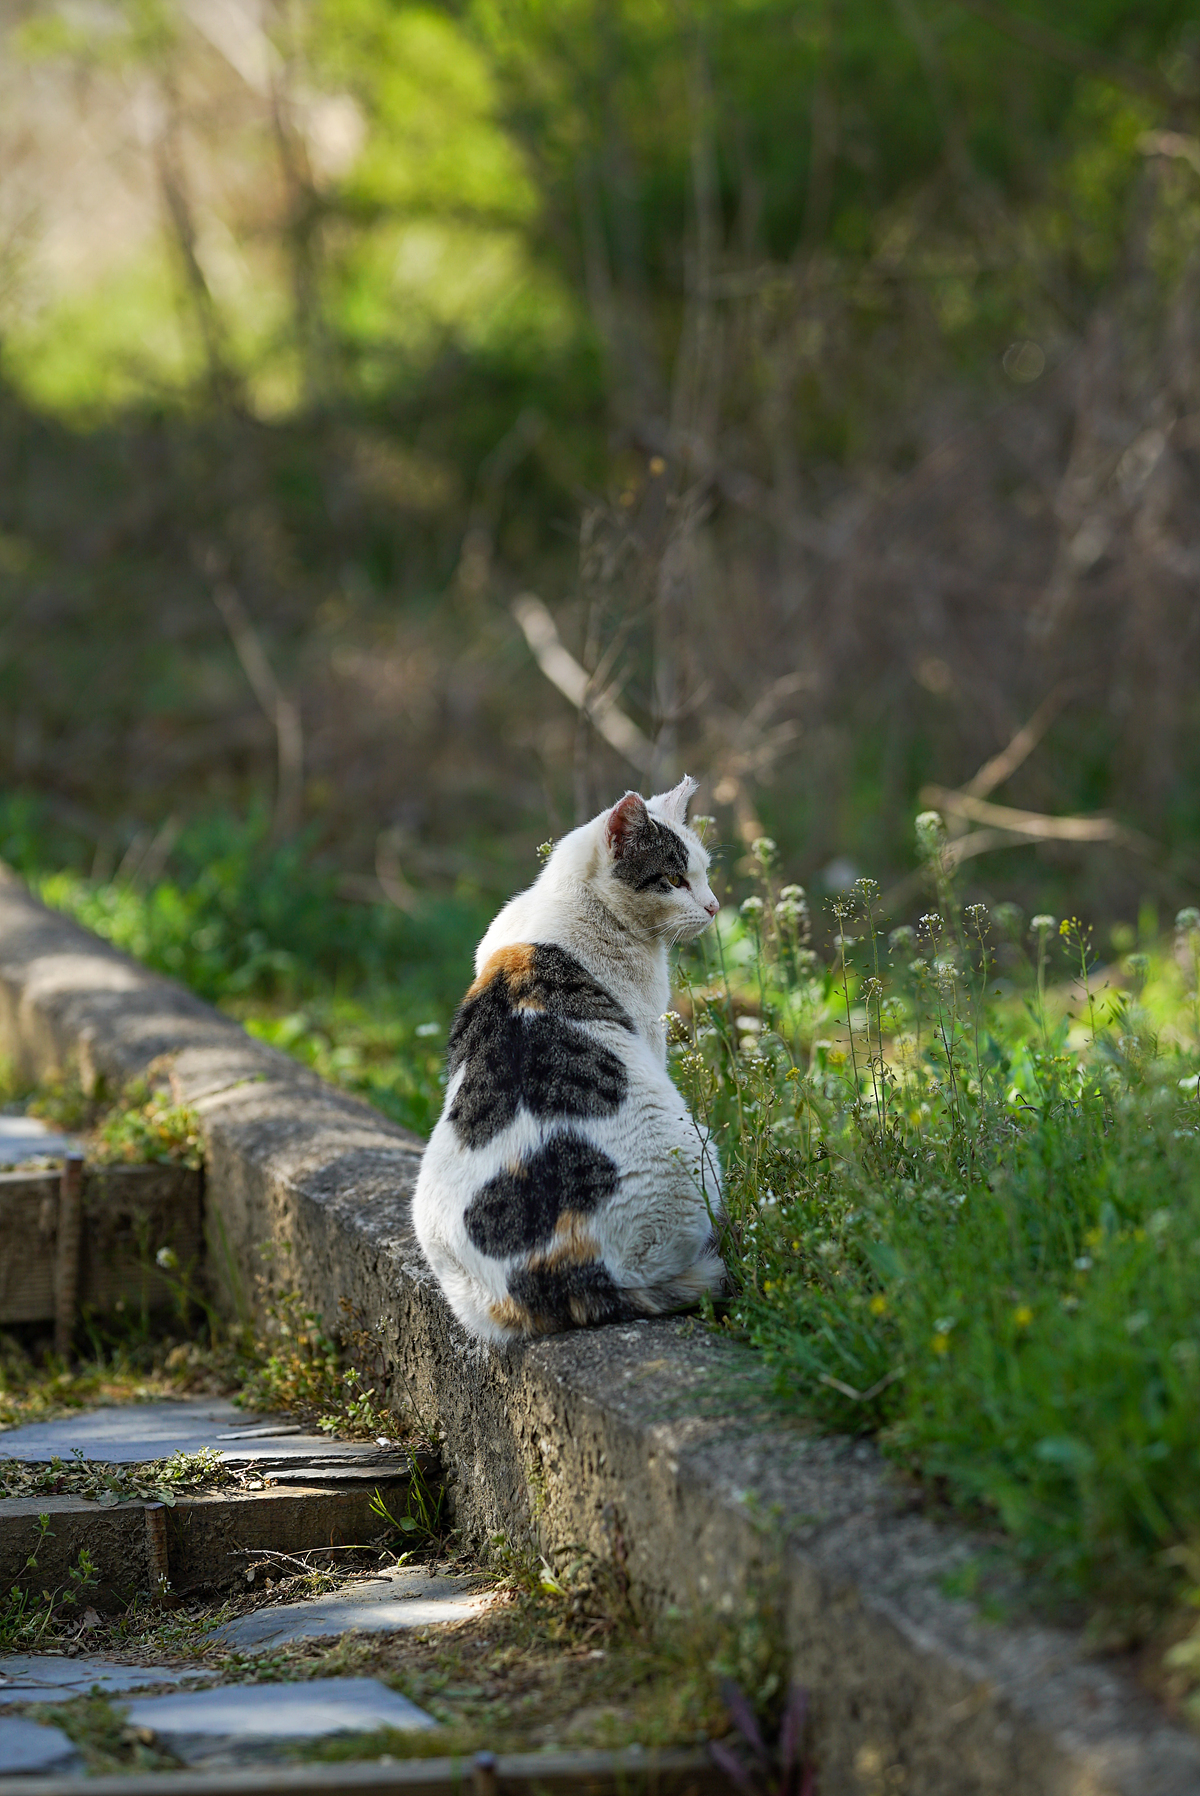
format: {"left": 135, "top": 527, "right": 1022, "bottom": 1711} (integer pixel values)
{"left": 606, "top": 791, "right": 649, "bottom": 858}
{"left": 653, "top": 774, "right": 698, "bottom": 830}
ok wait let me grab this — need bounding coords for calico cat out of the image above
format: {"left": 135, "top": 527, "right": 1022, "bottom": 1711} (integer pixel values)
{"left": 412, "top": 775, "right": 726, "bottom": 1343}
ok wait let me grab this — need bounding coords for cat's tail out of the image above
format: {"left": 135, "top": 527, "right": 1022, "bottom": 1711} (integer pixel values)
{"left": 495, "top": 1240, "right": 727, "bottom": 1336}
{"left": 621, "top": 1245, "right": 728, "bottom": 1319}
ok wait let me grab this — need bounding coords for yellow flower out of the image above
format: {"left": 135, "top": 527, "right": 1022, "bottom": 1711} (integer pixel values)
{"left": 869, "top": 1295, "right": 889, "bottom": 1316}
{"left": 1013, "top": 1305, "right": 1033, "bottom": 1329}
{"left": 931, "top": 1332, "right": 951, "bottom": 1355}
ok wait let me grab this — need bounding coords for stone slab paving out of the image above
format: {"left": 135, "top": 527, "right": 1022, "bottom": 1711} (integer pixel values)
{"left": 125, "top": 1677, "right": 436, "bottom": 1766}
{"left": 0, "top": 1656, "right": 209, "bottom": 1707}
{"left": 0, "top": 1113, "right": 79, "bottom": 1165}
{"left": 0, "top": 1716, "right": 82, "bottom": 1775}
{"left": 211, "top": 1564, "right": 497, "bottom": 1649}
{"left": 0, "top": 1399, "right": 403, "bottom": 1467}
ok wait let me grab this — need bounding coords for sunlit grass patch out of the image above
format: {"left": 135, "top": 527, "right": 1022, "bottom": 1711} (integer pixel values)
{"left": 238, "top": 997, "right": 445, "bottom": 1138}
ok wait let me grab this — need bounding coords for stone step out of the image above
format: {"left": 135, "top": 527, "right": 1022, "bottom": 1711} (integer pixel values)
{"left": 0, "top": 1113, "right": 81, "bottom": 1166}
{"left": 0, "top": 1744, "right": 723, "bottom": 1796}
{"left": 0, "top": 1478, "right": 431, "bottom": 1610}
{"left": 0, "top": 1400, "right": 439, "bottom": 1609}
{"left": 125, "top": 1676, "right": 438, "bottom": 1767}
{"left": 0, "top": 1162, "right": 201, "bottom": 1327}
{"left": 0, "top": 1398, "right": 412, "bottom": 1467}
{"left": 207, "top": 1564, "right": 494, "bottom": 1649}
{"left": 0, "top": 1655, "right": 210, "bottom": 1707}
{"left": 0, "top": 1714, "right": 83, "bottom": 1776}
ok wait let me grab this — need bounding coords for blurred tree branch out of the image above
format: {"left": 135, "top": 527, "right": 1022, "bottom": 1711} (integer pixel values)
{"left": 921, "top": 784, "right": 1154, "bottom": 850}
{"left": 511, "top": 593, "right": 654, "bottom": 774}
{"left": 155, "top": 101, "right": 240, "bottom": 408}
{"left": 951, "top": 0, "right": 1188, "bottom": 117}
{"left": 212, "top": 584, "right": 303, "bottom": 844}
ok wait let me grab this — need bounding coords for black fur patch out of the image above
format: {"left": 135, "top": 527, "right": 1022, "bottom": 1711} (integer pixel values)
{"left": 523, "top": 944, "right": 636, "bottom": 1029}
{"left": 446, "top": 944, "right": 631, "bottom": 1149}
{"left": 464, "top": 1134, "right": 619, "bottom": 1257}
{"left": 507, "top": 1258, "right": 638, "bottom": 1331}
{"left": 610, "top": 816, "right": 690, "bottom": 892}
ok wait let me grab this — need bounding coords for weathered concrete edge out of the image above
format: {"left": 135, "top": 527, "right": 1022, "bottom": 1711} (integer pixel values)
{"left": 0, "top": 867, "right": 1195, "bottom": 1796}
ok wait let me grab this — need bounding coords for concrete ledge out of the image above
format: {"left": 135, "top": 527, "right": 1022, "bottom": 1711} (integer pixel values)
{"left": 0, "top": 867, "right": 1197, "bottom": 1795}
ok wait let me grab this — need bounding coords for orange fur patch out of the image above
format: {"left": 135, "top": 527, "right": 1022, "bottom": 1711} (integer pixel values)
{"left": 488, "top": 1294, "right": 536, "bottom": 1333}
{"left": 466, "top": 942, "right": 536, "bottom": 1002}
{"left": 533, "top": 1210, "right": 599, "bottom": 1271}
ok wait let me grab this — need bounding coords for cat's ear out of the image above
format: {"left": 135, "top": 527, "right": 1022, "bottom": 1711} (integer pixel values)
{"left": 653, "top": 774, "right": 698, "bottom": 829}
{"left": 605, "top": 791, "right": 649, "bottom": 859}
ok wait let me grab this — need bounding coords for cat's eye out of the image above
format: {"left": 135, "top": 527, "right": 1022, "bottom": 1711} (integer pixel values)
{"left": 666, "top": 874, "right": 687, "bottom": 889}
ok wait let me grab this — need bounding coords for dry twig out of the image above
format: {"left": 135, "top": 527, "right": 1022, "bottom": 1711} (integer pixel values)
{"left": 212, "top": 583, "right": 304, "bottom": 843}
{"left": 511, "top": 594, "right": 655, "bottom": 775}
{"left": 919, "top": 784, "right": 1154, "bottom": 853}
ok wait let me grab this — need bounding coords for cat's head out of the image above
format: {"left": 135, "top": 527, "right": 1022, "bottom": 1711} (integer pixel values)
{"left": 597, "top": 775, "right": 718, "bottom": 942}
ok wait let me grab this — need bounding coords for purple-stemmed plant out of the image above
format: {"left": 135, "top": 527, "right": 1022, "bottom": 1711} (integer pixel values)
{"left": 709, "top": 1679, "right": 816, "bottom": 1796}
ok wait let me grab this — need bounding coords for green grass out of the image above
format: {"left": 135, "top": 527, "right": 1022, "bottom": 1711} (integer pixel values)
{"left": 30, "top": 807, "right": 476, "bottom": 1139}
{"left": 237, "top": 999, "right": 447, "bottom": 1138}
{"left": 668, "top": 824, "right": 1200, "bottom": 1661}
{"left": 32, "top": 810, "right": 486, "bottom": 1015}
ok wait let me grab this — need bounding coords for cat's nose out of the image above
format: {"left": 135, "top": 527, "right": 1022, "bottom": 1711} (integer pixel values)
{"left": 704, "top": 897, "right": 718, "bottom": 917}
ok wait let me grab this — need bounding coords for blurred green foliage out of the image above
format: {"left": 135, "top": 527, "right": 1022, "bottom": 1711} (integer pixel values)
{"left": 5, "top": 0, "right": 1196, "bottom": 422}
{"left": 28, "top": 805, "right": 484, "bottom": 1007}
{"left": 3, "top": 1, "right": 1200, "bottom": 921}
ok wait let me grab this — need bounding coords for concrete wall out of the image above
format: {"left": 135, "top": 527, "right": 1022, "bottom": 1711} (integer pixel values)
{"left": 1, "top": 866, "right": 1196, "bottom": 1795}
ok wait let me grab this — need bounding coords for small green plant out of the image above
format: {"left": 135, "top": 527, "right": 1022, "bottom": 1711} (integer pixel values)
{"left": 1, "top": 1067, "right": 203, "bottom": 1168}
{"left": 0, "top": 1513, "right": 100, "bottom": 1649}
{"left": 236, "top": 1289, "right": 413, "bottom": 1441}
{"left": 0, "top": 1445, "right": 236, "bottom": 1506}
{"left": 91, "top": 1079, "right": 202, "bottom": 1168}
{"left": 369, "top": 1458, "right": 446, "bottom": 1547}
{"left": 316, "top": 1371, "right": 395, "bottom": 1440}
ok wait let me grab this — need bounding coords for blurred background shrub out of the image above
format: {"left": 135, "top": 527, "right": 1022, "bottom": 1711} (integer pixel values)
{"left": 1, "top": 0, "right": 1199, "bottom": 928}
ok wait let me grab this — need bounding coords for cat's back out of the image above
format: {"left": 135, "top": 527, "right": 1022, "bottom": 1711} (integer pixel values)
{"left": 441, "top": 937, "right": 643, "bottom": 1153}
{"left": 412, "top": 933, "right": 666, "bottom": 1338}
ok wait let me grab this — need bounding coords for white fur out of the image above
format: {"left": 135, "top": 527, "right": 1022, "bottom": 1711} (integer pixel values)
{"left": 412, "top": 776, "right": 726, "bottom": 1344}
